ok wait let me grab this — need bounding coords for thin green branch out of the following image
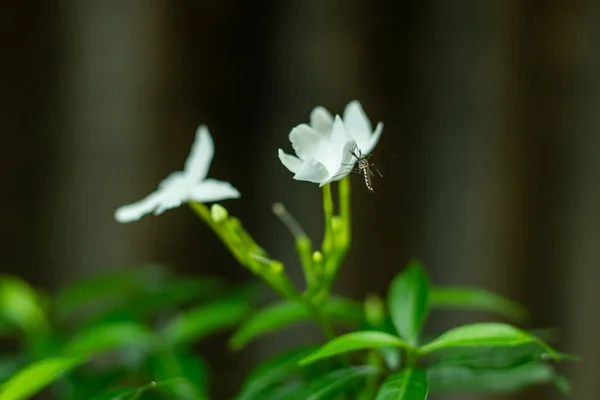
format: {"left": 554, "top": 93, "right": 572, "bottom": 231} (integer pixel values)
{"left": 321, "top": 183, "right": 335, "bottom": 257}
{"left": 272, "top": 202, "right": 315, "bottom": 289}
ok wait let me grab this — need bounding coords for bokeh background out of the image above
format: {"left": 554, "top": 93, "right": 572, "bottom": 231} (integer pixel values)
{"left": 2, "top": 1, "right": 599, "bottom": 399}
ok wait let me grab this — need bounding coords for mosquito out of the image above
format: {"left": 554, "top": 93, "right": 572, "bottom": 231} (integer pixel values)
{"left": 341, "top": 144, "right": 383, "bottom": 193}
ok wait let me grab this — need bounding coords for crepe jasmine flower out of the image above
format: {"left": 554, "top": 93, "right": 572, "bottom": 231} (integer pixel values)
{"left": 278, "top": 101, "right": 383, "bottom": 186}
{"left": 314, "top": 100, "right": 383, "bottom": 157}
{"left": 115, "top": 125, "right": 240, "bottom": 223}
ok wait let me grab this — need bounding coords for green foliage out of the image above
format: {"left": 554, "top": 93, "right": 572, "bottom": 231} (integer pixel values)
{"left": 375, "top": 369, "right": 428, "bottom": 400}
{"left": 419, "top": 322, "right": 558, "bottom": 357}
{"left": 427, "top": 362, "right": 562, "bottom": 394}
{"left": 230, "top": 297, "right": 363, "bottom": 350}
{"left": 301, "top": 366, "right": 379, "bottom": 400}
{"left": 236, "top": 347, "right": 317, "bottom": 400}
{"left": 429, "top": 286, "right": 527, "bottom": 322}
{"left": 299, "top": 331, "right": 409, "bottom": 365}
{"left": 426, "top": 342, "right": 548, "bottom": 369}
{"left": 388, "top": 260, "right": 430, "bottom": 345}
{"left": 0, "top": 357, "right": 82, "bottom": 400}
{"left": 52, "top": 265, "right": 225, "bottom": 328}
{"left": 0, "top": 268, "right": 249, "bottom": 399}
{"left": 0, "top": 276, "right": 48, "bottom": 334}
{"left": 88, "top": 378, "right": 190, "bottom": 400}
{"left": 161, "top": 294, "right": 251, "bottom": 347}
{"left": 147, "top": 350, "right": 209, "bottom": 399}
{"left": 292, "top": 259, "right": 572, "bottom": 399}
{"left": 62, "top": 321, "right": 157, "bottom": 358}
{"left": 0, "top": 176, "right": 577, "bottom": 399}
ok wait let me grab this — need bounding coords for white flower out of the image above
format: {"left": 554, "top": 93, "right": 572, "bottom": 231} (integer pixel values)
{"left": 278, "top": 101, "right": 383, "bottom": 186}
{"left": 115, "top": 125, "right": 240, "bottom": 223}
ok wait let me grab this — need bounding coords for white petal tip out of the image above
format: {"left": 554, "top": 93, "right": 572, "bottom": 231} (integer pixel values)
{"left": 278, "top": 149, "right": 302, "bottom": 174}
{"left": 345, "top": 100, "right": 364, "bottom": 112}
{"left": 114, "top": 207, "right": 141, "bottom": 223}
{"left": 196, "top": 124, "right": 209, "bottom": 137}
{"left": 188, "top": 179, "right": 242, "bottom": 203}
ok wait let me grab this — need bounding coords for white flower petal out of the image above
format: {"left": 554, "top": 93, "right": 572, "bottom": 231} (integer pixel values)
{"left": 115, "top": 124, "right": 240, "bottom": 222}
{"left": 293, "top": 157, "right": 329, "bottom": 183}
{"left": 153, "top": 186, "right": 188, "bottom": 214}
{"left": 158, "top": 171, "right": 185, "bottom": 189}
{"left": 361, "top": 121, "right": 383, "bottom": 156}
{"left": 183, "top": 124, "right": 214, "bottom": 181}
{"left": 310, "top": 106, "right": 334, "bottom": 134}
{"left": 323, "top": 140, "right": 358, "bottom": 185}
{"left": 343, "top": 100, "right": 373, "bottom": 145}
{"left": 115, "top": 190, "right": 164, "bottom": 222}
{"left": 289, "top": 124, "right": 324, "bottom": 160}
{"left": 188, "top": 178, "right": 241, "bottom": 203}
{"left": 279, "top": 101, "right": 383, "bottom": 187}
{"left": 329, "top": 115, "right": 353, "bottom": 145}
{"left": 319, "top": 116, "right": 353, "bottom": 179}
{"left": 278, "top": 149, "right": 302, "bottom": 174}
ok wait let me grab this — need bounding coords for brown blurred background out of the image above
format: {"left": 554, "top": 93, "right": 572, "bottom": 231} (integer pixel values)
{"left": 1, "top": 1, "right": 599, "bottom": 399}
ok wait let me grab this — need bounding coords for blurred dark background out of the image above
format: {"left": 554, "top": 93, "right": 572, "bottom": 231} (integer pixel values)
{"left": 1, "top": 1, "right": 599, "bottom": 399}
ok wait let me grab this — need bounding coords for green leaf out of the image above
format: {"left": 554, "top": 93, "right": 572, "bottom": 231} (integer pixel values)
{"left": 251, "top": 381, "right": 305, "bottom": 400}
{"left": 429, "top": 286, "right": 527, "bottom": 322}
{"left": 427, "top": 362, "right": 561, "bottom": 393}
{"left": 53, "top": 266, "right": 224, "bottom": 326}
{"left": 364, "top": 294, "right": 386, "bottom": 328}
{"left": 62, "top": 368, "right": 126, "bottom": 400}
{"left": 0, "top": 318, "right": 17, "bottom": 338}
{"left": 52, "top": 265, "right": 167, "bottom": 316}
{"left": 379, "top": 347, "right": 402, "bottom": 370}
{"left": 149, "top": 350, "right": 209, "bottom": 400}
{"left": 89, "top": 387, "right": 137, "bottom": 400}
{"left": 419, "top": 323, "right": 557, "bottom": 358}
{"left": 0, "top": 276, "right": 48, "bottom": 333}
{"left": 0, "top": 354, "right": 26, "bottom": 382}
{"left": 63, "top": 321, "right": 156, "bottom": 358}
{"left": 89, "top": 378, "right": 188, "bottom": 400}
{"left": 554, "top": 374, "right": 571, "bottom": 395}
{"left": 388, "top": 260, "right": 430, "bottom": 345}
{"left": 230, "top": 297, "right": 363, "bottom": 350}
{"left": 251, "top": 366, "right": 379, "bottom": 400}
{"left": 305, "top": 366, "right": 379, "bottom": 399}
{"left": 375, "top": 368, "right": 428, "bottom": 400}
{"left": 236, "top": 346, "right": 317, "bottom": 400}
{"left": 0, "top": 357, "right": 83, "bottom": 400}
{"left": 84, "top": 277, "right": 226, "bottom": 330}
{"left": 299, "top": 331, "right": 409, "bottom": 365}
{"left": 427, "top": 342, "right": 547, "bottom": 369}
{"left": 162, "top": 295, "right": 250, "bottom": 346}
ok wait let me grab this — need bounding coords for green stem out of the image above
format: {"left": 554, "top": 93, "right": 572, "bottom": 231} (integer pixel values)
{"left": 191, "top": 202, "right": 337, "bottom": 344}
{"left": 333, "top": 176, "right": 352, "bottom": 269}
{"left": 321, "top": 177, "right": 352, "bottom": 292}
{"left": 252, "top": 256, "right": 302, "bottom": 301}
{"left": 321, "top": 183, "right": 335, "bottom": 256}
{"left": 189, "top": 203, "right": 245, "bottom": 264}
{"left": 190, "top": 203, "right": 301, "bottom": 302}
{"left": 339, "top": 176, "right": 351, "bottom": 245}
{"left": 404, "top": 347, "right": 419, "bottom": 368}
{"left": 360, "top": 350, "right": 384, "bottom": 400}
{"left": 272, "top": 202, "right": 315, "bottom": 289}
{"left": 302, "top": 297, "right": 336, "bottom": 341}
{"left": 296, "top": 237, "right": 316, "bottom": 288}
